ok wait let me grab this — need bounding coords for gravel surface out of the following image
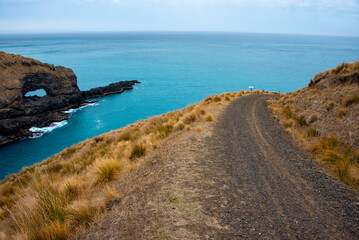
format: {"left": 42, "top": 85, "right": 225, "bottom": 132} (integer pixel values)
{"left": 197, "top": 94, "right": 359, "bottom": 239}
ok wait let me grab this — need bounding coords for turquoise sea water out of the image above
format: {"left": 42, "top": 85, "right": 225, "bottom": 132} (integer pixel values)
{"left": 0, "top": 32, "right": 358, "bottom": 179}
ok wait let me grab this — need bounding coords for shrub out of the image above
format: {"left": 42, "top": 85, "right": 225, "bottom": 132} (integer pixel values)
{"left": 343, "top": 94, "right": 359, "bottom": 107}
{"left": 183, "top": 112, "right": 197, "bottom": 124}
{"left": 308, "top": 114, "right": 318, "bottom": 123}
{"left": 66, "top": 199, "right": 97, "bottom": 226}
{"left": 322, "top": 135, "right": 338, "bottom": 150}
{"left": 119, "top": 131, "right": 133, "bottom": 141}
{"left": 94, "top": 158, "right": 121, "bottom": 182}
{"left": 326, "top": 101, "right": 335, "bottom": 111}
{"left": 354, "top": 62, "right": 359, "bottom": 71}
{"left": 156, "top": 124, "right": 172, "bottom": 139}
{"left": 196, "top": 126, "right": 202, "bottom": 132}
{"left": 283, "top": 122, "right": 293, "bottom": 128}
{"left": 205, "top": 114, "right": 215, "bottom": 122}
{"left": 336, "top": 107, "right": 348, "bottom": 117}
{"left": 212, "top": 95, "right": 222, "bottom": 102}
{"left": 307, "top": 127, "right": 318, "bottom": 137}
{"left": 295, "top": 115, "right": 307, "bottom": 126}
{"left": 63, "top": 180, "right": 80, "bottom": 200}
{"left": 173, "top": 121, "right": 185, "bottom": 131}
{"left": 225, "top": 96, "right": 230, "bottom": 101}
{"left": 283, "top": 106, "right": 292, "bottom": 119}
{"left": 185, "top": 125, "right": 191, "bottom": 131}
{"left": 130, "top": 143, "right": 146, "bottom": 159}
{"left": 332, "top": 62, "right": 349, "bottom": 74}
{"left": 94, "top": 136, "right": 104, "bottom": 143}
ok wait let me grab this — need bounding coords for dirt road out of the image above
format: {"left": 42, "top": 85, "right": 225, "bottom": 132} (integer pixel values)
{"left": 198, "top": 94, "right": 359, "bottom": 239}
{"left": 77, "top": 94, "right": 359, "bottom": 239}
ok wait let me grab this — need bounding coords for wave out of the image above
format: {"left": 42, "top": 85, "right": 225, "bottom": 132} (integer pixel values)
{"left": 63, "top": 102, "right": 99, "bottom": 114}
{"left": 29, "top": 120, "right": 68, "bottom": 138}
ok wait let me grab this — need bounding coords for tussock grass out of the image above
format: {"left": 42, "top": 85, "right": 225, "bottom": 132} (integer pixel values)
{"left": 205, "top": 114, "right": 215, "bottom": 122}
{"left": 173, "top": 120, "right": 185, "bottom": 131}
{"left": 0, "top": 89, "right": 271, "bottom": 239}
{"left": 66, "top": 199, "right": 97, "bottom": 226}
{"left": 295, "top": 115, "right": 307, "bottom": 126}
{"left": 212, "top": 95, "right": 222, "bottom": 102}
{"left": 307, "top": 127, "right": 318, "bottom": 137}
{"left": 94, "top": 158, "right": 122, "bottom": 182}
{"left": 130, "top": 143, "right": 147, "bottom": 159}
{"left": 336, "top": 107, "right": 348, "bottom": 117}
{"left": 343, "top": 94, "right": 359, "bottom": 107}
{"left": 283, "top": 106, "right": 293, "bottom": 119}
{"left": 332, "top": 62, "right": 349, "bottom": 74}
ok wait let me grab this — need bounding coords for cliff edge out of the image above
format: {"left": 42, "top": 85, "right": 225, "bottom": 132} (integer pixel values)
{"left": 0, "top": 51, "right": 139, "bottom": 146}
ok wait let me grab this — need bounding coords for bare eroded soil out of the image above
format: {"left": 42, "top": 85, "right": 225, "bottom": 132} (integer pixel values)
{"left": 76, "top": 95, "right": 359, "bottom": 239}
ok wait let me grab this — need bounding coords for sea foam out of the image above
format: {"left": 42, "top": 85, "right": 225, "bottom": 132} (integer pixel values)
{"left": 29, "top": 120, "right": 68, "bottom": 138}
{"left": 63, "top": 102, "right": 99, "bottom": 114}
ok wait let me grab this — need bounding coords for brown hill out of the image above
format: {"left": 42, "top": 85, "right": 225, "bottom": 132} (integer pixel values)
{"left": 270, "top": 60, "right": 359, "bottom": 186}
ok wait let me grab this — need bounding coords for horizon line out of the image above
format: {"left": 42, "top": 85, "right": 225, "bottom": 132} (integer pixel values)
{"left": 0, "top": 30, "right": 358, "bottom": 39}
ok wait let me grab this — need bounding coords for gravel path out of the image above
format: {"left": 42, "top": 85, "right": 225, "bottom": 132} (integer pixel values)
{"left": 75, "top": 94, "right": 359, "bottom": 239}
{"left": 197, "top": 94, "right": 359, "bottom": 239}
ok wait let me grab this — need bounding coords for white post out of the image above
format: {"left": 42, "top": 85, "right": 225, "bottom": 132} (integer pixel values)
{"left": 249, "top": 86, "right": 254, "bottom": 93}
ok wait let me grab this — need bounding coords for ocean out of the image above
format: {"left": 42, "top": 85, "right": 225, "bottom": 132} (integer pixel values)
{"left": 0, "top": 32, "right": 358, "bottom": 179}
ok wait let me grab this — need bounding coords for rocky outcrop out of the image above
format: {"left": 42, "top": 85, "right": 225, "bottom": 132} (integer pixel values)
{"left": 0, "top": 52, "right": 139, "bottom": 146}
{"left": 81, "top": 81, "right": 139, "bottom": 99}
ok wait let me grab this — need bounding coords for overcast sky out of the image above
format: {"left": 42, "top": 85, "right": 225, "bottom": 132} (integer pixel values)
{"left": 0, "top": 0, "right": 358, "bottom": 36}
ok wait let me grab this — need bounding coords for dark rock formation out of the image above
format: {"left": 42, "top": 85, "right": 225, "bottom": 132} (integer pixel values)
{"left": 0, "top": 51, "right": 139, "bottom": 146}
{"left": 81, "top": 81, "right": 139, "bottom": 99}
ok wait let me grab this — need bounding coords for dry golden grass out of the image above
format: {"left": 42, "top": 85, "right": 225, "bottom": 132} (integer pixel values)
{"left": 66, "top": 199, "right": 97, "bottom": 226}
{"left": 0, "top": 90, "right": 270, "bottom": 239}
{"left": 93, "top": 158, "right": 122, "bottom": 182}
{"left": 205, "top": 114, "right": 216, "bottom": 122}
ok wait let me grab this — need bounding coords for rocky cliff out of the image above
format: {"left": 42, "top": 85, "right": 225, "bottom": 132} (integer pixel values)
{"left": 0, "top": 51, "right": 139, "bottom": 146}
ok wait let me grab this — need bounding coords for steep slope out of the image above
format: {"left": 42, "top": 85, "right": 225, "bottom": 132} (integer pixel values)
{"left": 0, "top": 91, "right": 257, "bottom": 239}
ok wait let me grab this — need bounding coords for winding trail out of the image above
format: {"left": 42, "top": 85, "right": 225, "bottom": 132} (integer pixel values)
{"left": 198, "top": 94, "right": 359, "bottom": 239}
{"left": 76, "top": 94, "right": 359, "bottom": 239}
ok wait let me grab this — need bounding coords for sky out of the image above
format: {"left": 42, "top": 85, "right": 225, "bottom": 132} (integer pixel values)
{"left": 0, "top": 0, "right": 359, "bottom": 36}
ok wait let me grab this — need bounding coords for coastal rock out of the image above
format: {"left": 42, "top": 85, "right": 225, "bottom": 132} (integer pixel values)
{"left": 0, "top": 51, "right": 139, "bottom": 146}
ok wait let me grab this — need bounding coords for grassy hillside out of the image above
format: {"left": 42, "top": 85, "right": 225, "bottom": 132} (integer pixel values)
{"left": 270, "top": 61, "right": 359, "bottom": 188}
{"left": 0, "top": 90, "right": 269, "bottom": 239}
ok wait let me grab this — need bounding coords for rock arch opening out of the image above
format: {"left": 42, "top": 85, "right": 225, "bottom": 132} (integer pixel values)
{"left": 24, "top": 89, "right": 47, "bottom": 98}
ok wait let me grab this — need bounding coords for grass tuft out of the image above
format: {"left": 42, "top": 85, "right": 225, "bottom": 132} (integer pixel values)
{"left": 307, "top": 127, "right": 318, "bottom": 137}
{"left": 332, "top": 62, "right": 349, "bottom": 74}
{"left": 94, "top": 158, "right": 121, "bottom": 182}
{"left": 283, "top": 106, "right": 293, "bottom": 119}
{"left": 66, "top": 199, "right": 97, "bottom": 226}
{"left": 295, "top": 115, "right": 307, "bottom": 126}
{"left": 212, "top": 95, "right": 222, "bottom": 102}
{"left": 343, "top": 94, "right": 359, "bottom": 107}
{"left": 173, "top": 121, "right": 185, "bottom": 131}
{"left": 205, "top": 114, "right": 215, "bottom": 122}
{"left": 130, "top": 143, "right": 147, "bottom": 159}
